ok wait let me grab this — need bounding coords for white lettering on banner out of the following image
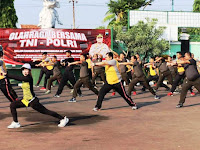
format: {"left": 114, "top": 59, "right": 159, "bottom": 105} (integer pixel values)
{"left": 8, "top": 31, "right": 88, "bottom": 41}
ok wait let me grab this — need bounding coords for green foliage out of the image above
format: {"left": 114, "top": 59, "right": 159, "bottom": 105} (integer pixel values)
{"left": 193, "top": 0, "right": 200, "bottom": 12}
{"left": 116, "top": 19, "right": 169, "bottom": 58}
{"left": 104, "top": 0, "right": 152, "bottom": 27}
{"left": 0, "top": 0, "right": 18, "bottom": 28}
{"left": 95, "top": 26, "right": 106, "bottom": 29}
{"left": 185, "top": 0, "right": 200, "bottom": 41}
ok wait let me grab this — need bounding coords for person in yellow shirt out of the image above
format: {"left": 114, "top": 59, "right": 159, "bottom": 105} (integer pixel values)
{"left": 6, "top": 63, "right": 69, "bottom": 128}
{"left": 92, "top": 52, "right": 137, "bottom": 111}
{"left": 35, "top": 52, "right": 53, "bottom": 90}
{"left": 86, "top": 53, "right": 92, "bottom": 79}
{"left": 0, "top": 49, "right": 18, "bottom": 102}
{"left": 142, "top": 57, "right": 169, "bottom": 91}
{"left": 167, "top": 52, "right": 195, "bottom": 96}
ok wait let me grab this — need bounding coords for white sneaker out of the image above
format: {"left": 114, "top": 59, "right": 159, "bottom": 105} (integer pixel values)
{"left": 58, "top": 116, "right": 69, "bottom": 127}
{"left": 7, "top": 121, "right": 21, "bottom": 128}
{"left": 92, "top": 107, "right": 100, "bottom": 112}
{"left": 45, "top": 90, "right": 51, "bottom": 94}
{"left": 132, "top": 105, "right": 138, "bottom": 110}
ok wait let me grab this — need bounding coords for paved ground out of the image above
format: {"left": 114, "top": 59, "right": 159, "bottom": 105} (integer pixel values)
{"left": 0, "top": 84, "right": 200, "bottom": 150}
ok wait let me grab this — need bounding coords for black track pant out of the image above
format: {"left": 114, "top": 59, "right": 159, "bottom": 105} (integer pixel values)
{"left": 179, "top": 77, "right": 200, "bottom": 104}
{"left": 155, "top": 70, "right": 173, "bottom": 90}
{"left": 44, "top": 70, "right": 53, "bottom": 88}
{"left": 95, "top": 82, "right": 136, "bottom": 109}
{"left": 91, "top": 70, "right": 106, "bottom": 85}
{"left": 128, "top": 75, "right": 156, "bottom": 96}
{"left": 10, "top": 97, "right": 63, "bottom": 122}
{"left": 56, "top": 71, "right": 81, "bottom": 95}
{"left": 171, "top": 73, "right": 193, "bottom": 93}
{"left": 47, "top": 74, "right": 62, "bottom": 90}
{"left": 73, "top": 76, "right": 98, "bottom": 98}
{"left": 143, "top": 75, "right": 169, "bottom": 90}
{"left": 0, "top": 78, "right": 18, "bottom": 102}
{"left": 36, "top": 67, "right": 47, "bottom": 86}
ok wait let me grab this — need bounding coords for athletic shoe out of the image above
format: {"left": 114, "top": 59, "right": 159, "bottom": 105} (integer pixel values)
{"left": 53, "top": 94, "right": 60, "bottom": 98}
{"left": 7, "top": 121, "right": 21, "bottom": 128}
{"left": 45, "top": 90, "right": 51, "bottom": 94}
{"left": 111, "top": 92, "right": 115, "bottom": 96}
{"left": 34, "top": 84, "right": 39, "bottom": 87}
{"left": 167, "top": 92, "right": 173, "bottom": 96}
{"left": 132, "top": 103, "right": 138, "bottom": 110}
{"left": 70, "top": 89, "right": 74, "bottom": 93}
{"left": 68, "top": 98, "right": 76, "bottom": 103}
{"left": 154, "top": 95, "right": 160, "bottom": 99}
{"left": 40, "top": 87, "right": 46, "bottom": 91}
{"left": 191, "top": 92, "right": 195, "bottom": 96}
{"left": 176, "top": 103, "right": 183, "bottom": 108}
{"left": 78, "top": 94, "right": 83, "bottom": 97}
{"left": 58, "top": 116, "right": 69, "bottom": 127}
{"left": 133, "top": 91, "right": 137, "bottom": 95}
{"left": 93, "top": 107, "right": 100, "bottom": 111}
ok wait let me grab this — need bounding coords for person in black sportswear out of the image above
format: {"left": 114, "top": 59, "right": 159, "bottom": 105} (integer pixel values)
{"left": 6, "top": 63, "right": 69, "bottom": 128}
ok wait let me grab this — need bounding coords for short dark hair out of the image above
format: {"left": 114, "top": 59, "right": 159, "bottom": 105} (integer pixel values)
{"left": 173, "top": 55, "right": 176, "bottom": 59}
{"left": 42, "top": 52, "right": 47, "bottom": 55}
{"left": 185, "top": 52, "right": 192, "bottom": 57}
{"left": 65, "top": 50, "right": 72, "bottom": 54}
{"left": 132, "top": 55, "right": 137, "bottom": 60}
{"left": 176, "top": 51, "right": 182, "bottom": 55}
{"left": 106, "top": 52, "right": 113, "bottom": 59}
{"left": 53, "top": 56, "right": 57, "bottom": 59}
{"left": 80, "top": 54, "right": 87, "bottom": 60}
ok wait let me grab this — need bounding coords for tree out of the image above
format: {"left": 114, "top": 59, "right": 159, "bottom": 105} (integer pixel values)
{"left": 185, "top": 0, "right": 200, "bottom": 41}
{"left": 0, "top": 0, "right": 18, "bottom": 28}
{"left": 116, "top": 19, "right": 169, "bottom": 58}
{"left": 103, "top": 0, "right": 154, "bottom": 27}
{"left": 193, "top": 0, "right": 200, "bottom": 12}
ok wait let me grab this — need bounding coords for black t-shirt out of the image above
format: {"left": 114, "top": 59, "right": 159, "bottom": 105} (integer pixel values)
{"left": 63, "top": 57, "right": 74, "bottom": 71}
{"left": 184, "top": 59, "right": 200, "bottom": 81}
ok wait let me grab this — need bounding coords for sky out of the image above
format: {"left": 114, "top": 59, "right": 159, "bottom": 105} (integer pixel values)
{"left": 14, "top": 0, "right": 195, "bottom": 29}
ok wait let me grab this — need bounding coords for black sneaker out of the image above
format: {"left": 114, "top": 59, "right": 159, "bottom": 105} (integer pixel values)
{"left": 176, "top": 103, "right": 183, "bottom": 108}
{"left": 68, "top": 98, "right": 76, "bottom": 103}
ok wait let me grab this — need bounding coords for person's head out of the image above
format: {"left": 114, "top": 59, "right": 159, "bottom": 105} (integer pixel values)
{"left": 192, "top": 53, "right": 194, "bottom": 58}
{"left": 131, "top": 55, "right": 137, "bottom": 62}
{"left": 21, "top": 63, "right": 31, "bottom": 76}
{"left": 105, "top": 52, "right": 113, "bottom": 61}
{"left": 184, "top": 52, "right": 192, "bottom": 60}
{"left": 173, "top": 55, "right": 176, "bottom": 60}
{"left": 168, "top": 56, "right": 172, "bottom": 61}
{"left": 93, "top": 54, "right": 98, "bottom": 60}
{"left": 120, "top": 53, "right": 125, "bottom": 59}
{"left": 135, "top": 53, "right": 140, "bottom": 59}
{"left": 42, "top": 52, "right": 47, "bottom": 59}
{"left": 52, "top": 56, "right": 57, "bottom": 62}
{"left": 65, "top": 50, "right": 72, "bottom": 57}
{"left": 150, "top": 57, "right": 155, "bottom": 63}
{"left": 176, "top": 52, "right": 182, "bottom": 59}
{"left": 80, "top": 54, "right": 87, "bottom": 61}
{"left": 96, "top": 34, "right": 103, "bottom": 43}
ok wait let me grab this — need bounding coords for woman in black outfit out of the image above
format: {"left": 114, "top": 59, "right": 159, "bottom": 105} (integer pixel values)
{"left": 6, "top": 63, "right": 69, "bottom": 128}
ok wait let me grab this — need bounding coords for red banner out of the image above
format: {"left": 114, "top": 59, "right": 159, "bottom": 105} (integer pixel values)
{"left": 0, "top": 29, "right": 111, "bottom": 65}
